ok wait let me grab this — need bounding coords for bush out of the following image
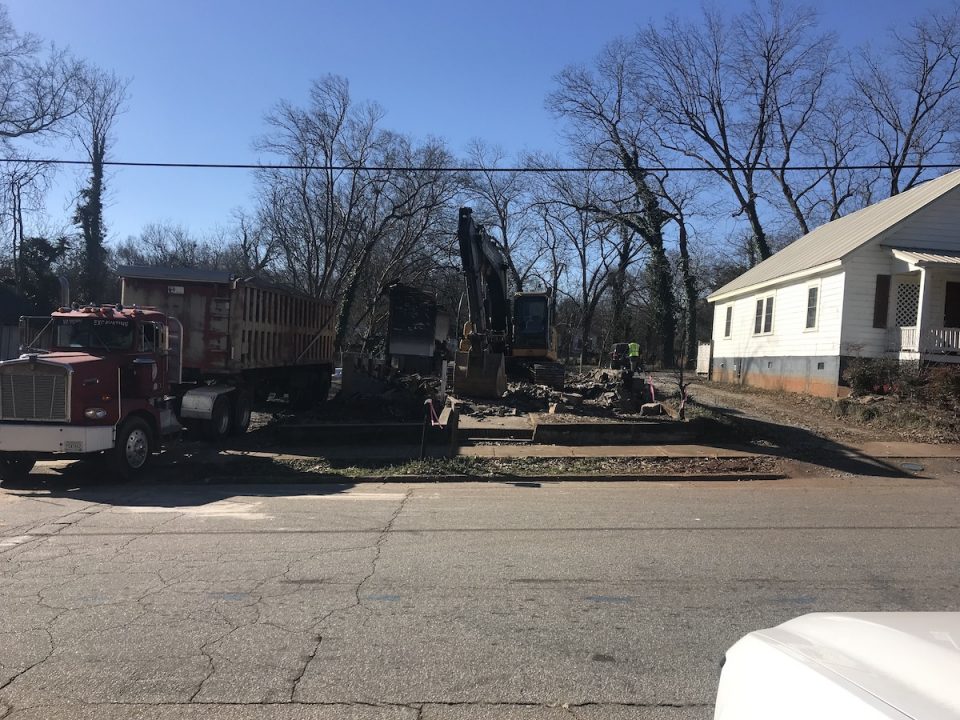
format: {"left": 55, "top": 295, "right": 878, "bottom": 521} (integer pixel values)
{"left": 925, "top": 366, "right": 960, "bottom": 409}
{"left": 891, "top": 362, "right": 925, "bottom": 402}
{"left": 842, "top": 358, "right": 902, "bottom": 395}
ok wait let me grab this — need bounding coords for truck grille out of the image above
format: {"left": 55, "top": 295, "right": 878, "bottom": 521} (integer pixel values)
{"left": 0, "top": 363, "right": 69, "bottom": 421}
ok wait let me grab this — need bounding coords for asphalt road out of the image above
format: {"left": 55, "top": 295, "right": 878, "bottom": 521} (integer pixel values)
{"left": 2, "top": 468, "right": 960, "bottom": 719}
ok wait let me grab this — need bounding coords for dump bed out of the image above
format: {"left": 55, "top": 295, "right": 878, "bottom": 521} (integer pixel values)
{"left": 119, "top": 266, "right": 335, "bottom": 376}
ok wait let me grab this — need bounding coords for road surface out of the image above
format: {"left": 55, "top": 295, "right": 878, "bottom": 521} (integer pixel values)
{"left": 2, "top": 467, "right": 959, "bottom": 718}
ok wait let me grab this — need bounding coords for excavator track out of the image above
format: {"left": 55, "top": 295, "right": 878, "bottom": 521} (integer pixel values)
{"left": 533, "top": 362, "right": 565, "bottom": 390}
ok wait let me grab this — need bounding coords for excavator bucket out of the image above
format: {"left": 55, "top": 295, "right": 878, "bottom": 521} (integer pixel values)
{"left": 453, "top": 350, "right": 507, "bottom": 398}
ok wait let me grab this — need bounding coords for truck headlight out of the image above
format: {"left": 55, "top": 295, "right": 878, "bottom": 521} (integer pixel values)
{"left": 84, "top": 408, "right": 108, "bottom": 419}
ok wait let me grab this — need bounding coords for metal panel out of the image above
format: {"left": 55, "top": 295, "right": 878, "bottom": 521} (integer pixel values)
{"left": 0, "top": 362, "right": 69, "bottom": 421}
{"left": 0, "top": 423, "right": 113, "bottom": 452}
{"left": 120, "top": 270, "right": 336, "bottom": 373}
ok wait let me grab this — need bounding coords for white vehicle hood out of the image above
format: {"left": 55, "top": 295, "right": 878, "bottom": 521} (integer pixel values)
{"left": 716, "top": 612, "right": 960, "bottom": 720}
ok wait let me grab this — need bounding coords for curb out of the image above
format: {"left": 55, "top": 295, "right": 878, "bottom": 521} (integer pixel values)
{"left": 195, "top": 472, "right": 786, "bottom": 485}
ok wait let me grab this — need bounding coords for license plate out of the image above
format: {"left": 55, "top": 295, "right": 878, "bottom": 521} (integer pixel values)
{"left": 64, "top": 440, "right": 83, "bottom": 452}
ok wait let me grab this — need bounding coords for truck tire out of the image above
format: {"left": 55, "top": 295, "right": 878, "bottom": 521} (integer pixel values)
{"left": 111, "top": 418, "right": 152, "bottom": 480}
{"left": 0, "top": 453, "right": 36, "bottom": 483}
{"left": 230, "top": 391, "right": 252, "bottom": 435}
{"left": 203, "top": 396, "right": 232, "bottom": 441}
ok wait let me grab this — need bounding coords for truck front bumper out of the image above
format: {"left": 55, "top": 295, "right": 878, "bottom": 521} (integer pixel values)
{"left": 0, "top": 424, "right": 115, "bottom": 454}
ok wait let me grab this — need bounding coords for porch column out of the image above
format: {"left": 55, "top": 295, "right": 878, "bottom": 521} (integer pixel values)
{"left": 916, "top": 268, "right": 931, "bottom": 353}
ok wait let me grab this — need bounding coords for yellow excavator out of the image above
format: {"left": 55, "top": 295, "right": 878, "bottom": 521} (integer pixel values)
{"left": 453, "top": 207, "right": 564, "bottom": 397}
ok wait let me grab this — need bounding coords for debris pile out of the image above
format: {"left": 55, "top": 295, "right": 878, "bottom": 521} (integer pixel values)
{"left": 454, "top": 369, "right": 663, "bottom": 419}
{"left": 279, "top": 371, "right": 444, "bottom": 424}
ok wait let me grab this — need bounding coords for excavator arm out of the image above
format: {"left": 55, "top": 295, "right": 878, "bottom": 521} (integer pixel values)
{"left": 454, "top": 207, "right": 508, "bottom": 396}
{"left": 457, "top": 207, "right": 510, "bottom": 349}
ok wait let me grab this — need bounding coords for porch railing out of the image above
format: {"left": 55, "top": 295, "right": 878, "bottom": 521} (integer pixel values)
{"left": 888, "top": 326, "right": 919, "bottom": 351}
{"left": 924, "top": 327, "right": 960, "bottom": 353}
{"left": 887, "top": 326, "right": 960, "bottom": 353}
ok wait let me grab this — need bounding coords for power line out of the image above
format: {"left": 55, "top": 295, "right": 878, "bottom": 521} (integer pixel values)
{"left": 2, "top": 157, "right": 960, "bottom": 173}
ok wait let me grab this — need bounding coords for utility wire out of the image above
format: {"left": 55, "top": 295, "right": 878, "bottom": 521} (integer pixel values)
{"left": 2, "top": 157, "right": 960, "bottom": 173}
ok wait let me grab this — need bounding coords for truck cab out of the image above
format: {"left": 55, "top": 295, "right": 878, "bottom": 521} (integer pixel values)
{"left": 0, "top": 304, "right": 176, "bottom": 481}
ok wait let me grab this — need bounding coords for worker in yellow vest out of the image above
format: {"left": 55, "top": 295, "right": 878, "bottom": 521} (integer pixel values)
{"left": 628, "top": 341, "right": 642, "bottom": 373}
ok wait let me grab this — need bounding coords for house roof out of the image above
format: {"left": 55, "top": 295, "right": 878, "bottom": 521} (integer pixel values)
{"left": 890, "top": 248, "right": 960, "bottom": 266}
{"left": 708, "top": 169, "right": 960, "bottom": 301}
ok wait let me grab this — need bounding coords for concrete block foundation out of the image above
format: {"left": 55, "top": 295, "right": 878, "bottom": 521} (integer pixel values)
{"left": 712, "top": 355, "right": 841, "bottom": 398}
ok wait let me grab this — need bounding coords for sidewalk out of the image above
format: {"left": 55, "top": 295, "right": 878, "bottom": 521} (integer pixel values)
{"left": 213, "top": 439, "right": 960, "bottom": 462}
{"left": 458, "top": 444, "right": 752, "bottom": 458}
{"left": 848, "top": 441, "right": 960, "bottom": 458}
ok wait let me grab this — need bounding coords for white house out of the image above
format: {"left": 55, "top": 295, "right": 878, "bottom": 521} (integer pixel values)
{"left": 707, "top": 169, "right": 960, "bottom": 397}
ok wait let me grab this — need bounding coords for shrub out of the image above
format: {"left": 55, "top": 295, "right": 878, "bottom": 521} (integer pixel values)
{"left": 842, "top": 358, "right": 902, "bottom": 395}
{"left": 891, "top": 362, "right": 925, "bottom": 402}
{"left": 925, "top": 365, "right": 960, "bottom": 409}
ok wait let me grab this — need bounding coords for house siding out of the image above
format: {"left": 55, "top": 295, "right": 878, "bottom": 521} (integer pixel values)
{"left": 841, "top": 189, "right": 960, "bottom": 357}
{"left": 839, "top": 243, "right": 894, "bottom": 356}
{"left": 711, "top": 270, "right": 844, "bottom": 396}
{"left": 883, "top": 187, "right": 960, "bottom": 252}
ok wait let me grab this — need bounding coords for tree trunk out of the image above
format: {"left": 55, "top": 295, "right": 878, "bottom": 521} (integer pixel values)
{"left": 648, "top": 244, "right": 676, "bottom": 367}
{"left": 775, "top": 173, "right": 810, "bottom": 236}
{"left": 77, "top": 140, "right": 107, "bottom": 302}
{"left": 677, "top": 224, "right": 697, "bottom": 370}
{"left": 11, "top": 179, "right": 21, "bottom": 293}
{"left": 744, "top": 197, "right": 772, "bottom": 262}
{"left": 334, "top": 237, "right": 378, "bottom": 350}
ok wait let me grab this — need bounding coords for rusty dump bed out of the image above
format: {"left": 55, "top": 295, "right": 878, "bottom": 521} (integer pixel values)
{"left": 119, "top": 266, "right": 335, "bottom": 375}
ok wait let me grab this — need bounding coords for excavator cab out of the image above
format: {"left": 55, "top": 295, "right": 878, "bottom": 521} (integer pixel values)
{"left": 510, "top": 292, "right": 563, "bottom": 388}
{"left": 512, "top": 294, "right": 554, "bottom": 357}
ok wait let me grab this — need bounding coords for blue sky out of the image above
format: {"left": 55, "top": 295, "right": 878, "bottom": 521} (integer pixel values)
{"left": 7, "top": 0, "right": 931, "bottom": 243}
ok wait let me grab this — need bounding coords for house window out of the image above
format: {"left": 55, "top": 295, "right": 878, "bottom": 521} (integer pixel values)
{"left": 724, "top": 306, "right": 732, "bottom": 338}
{"left": 805, "top": 286, "right": 819, "bottom": 329}
{"left": 754, "top": 296, "right": 774, "bottom": 335}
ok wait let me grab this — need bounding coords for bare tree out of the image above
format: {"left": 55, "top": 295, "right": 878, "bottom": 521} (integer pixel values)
{"left": 228, "top": 208, "right": 277, "bottom": 273}
{"left": 1, "top": 158, "right": 51, "bottom": 291}
{"left": 113, "top": 222, "right": 231, "bottom": 269}
{"left": 255, "top": 75, "right": 457, "bottom": 349}
{"left": 528, "top": 202, "right": 571, "bottom": 325}
{"left": 73, "top": 67, "right": 130, "bottom": 302}
{"left": 547, "top": 38, "right": 677, "bottom": 364}
{"left": 331, "top": 134, "right": 455, "bottom": 349}
{"left": 255, "top": 75, "right": 382, "bottom": 300}
{"left": 641, "top": 1, "right": 834, "bottom": 261}
{"left": 534, "top": 167, "right": 616, "bottom": 366}
{"left": 808, "top": 97, "right": 877, "bottom": 220}
{"left": 853, "top": 4, "right": 960, "bottom": 196}
{"left": 0, "top": 6, "right": 82, "bottom": 144}
{"left": 461, "top": 140, "right": 534, "bottom": 291}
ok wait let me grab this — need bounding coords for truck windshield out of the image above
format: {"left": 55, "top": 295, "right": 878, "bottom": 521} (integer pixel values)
{"left": 54, "top": 318, "right": 134, "bottom": 351}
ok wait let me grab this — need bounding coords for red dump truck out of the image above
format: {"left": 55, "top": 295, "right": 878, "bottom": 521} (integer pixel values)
{"left": 0, "top": 266, "right": 335, "bottom": 481}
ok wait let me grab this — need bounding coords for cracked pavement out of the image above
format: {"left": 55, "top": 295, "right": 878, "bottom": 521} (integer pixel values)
{"left": 2, "top": 470, "right": 960, "bottom": 719}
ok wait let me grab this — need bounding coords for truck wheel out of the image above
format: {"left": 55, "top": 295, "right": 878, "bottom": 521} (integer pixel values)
{"left": 203, "top": 396, "right": 232, "bottom": 441}
{"left": 0, "top": 453, "right": 36, "bottom": 483}
{"left": 111, "top": 418, "right": 152, "bottom": 480}
{"left": 230, "top": 391, "right": 252, "bottom": 435}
